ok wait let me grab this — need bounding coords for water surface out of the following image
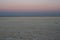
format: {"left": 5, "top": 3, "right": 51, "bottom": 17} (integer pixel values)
{"left": 0, "top": 17, "right": 60, "bottom": 40}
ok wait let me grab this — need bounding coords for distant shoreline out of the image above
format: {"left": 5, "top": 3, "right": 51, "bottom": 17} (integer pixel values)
{"left": 0, "top": 16, "right": 60, "bottom": 17}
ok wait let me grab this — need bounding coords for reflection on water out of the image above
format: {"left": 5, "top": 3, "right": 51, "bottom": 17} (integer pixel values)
{"left": 0, "top": 17, "right": 60, "bottom": 40}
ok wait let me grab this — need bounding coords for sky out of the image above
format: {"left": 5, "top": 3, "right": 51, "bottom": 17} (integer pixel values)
{"left": 0, "top": 0, "right": 60, "bottom": 12}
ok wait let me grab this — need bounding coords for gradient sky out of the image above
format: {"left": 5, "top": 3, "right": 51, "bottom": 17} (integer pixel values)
{"left": 0, "top": 0, "right": 60, "bottom": 12}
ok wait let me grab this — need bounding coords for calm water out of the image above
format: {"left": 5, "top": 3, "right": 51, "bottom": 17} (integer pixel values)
{"left": 0, "top": 17, "right": 60, "bottom": 40}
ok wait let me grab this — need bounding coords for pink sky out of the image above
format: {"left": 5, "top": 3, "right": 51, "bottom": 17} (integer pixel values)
{"left": 0, "top": 0, "right": 60, "bottom": 12}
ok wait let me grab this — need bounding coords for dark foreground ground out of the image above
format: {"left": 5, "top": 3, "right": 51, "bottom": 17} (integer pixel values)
{"left": 0, "top": 17, "right": 60, "bottom": 40}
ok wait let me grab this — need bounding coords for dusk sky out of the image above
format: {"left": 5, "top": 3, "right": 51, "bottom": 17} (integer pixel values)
{"left": 0, "top": 0, "right": 60, "bottom": 12}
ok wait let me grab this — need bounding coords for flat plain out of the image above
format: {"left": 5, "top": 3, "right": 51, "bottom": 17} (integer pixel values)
{"left": 0, "top": 17, "right": 60, "bottom": 40}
